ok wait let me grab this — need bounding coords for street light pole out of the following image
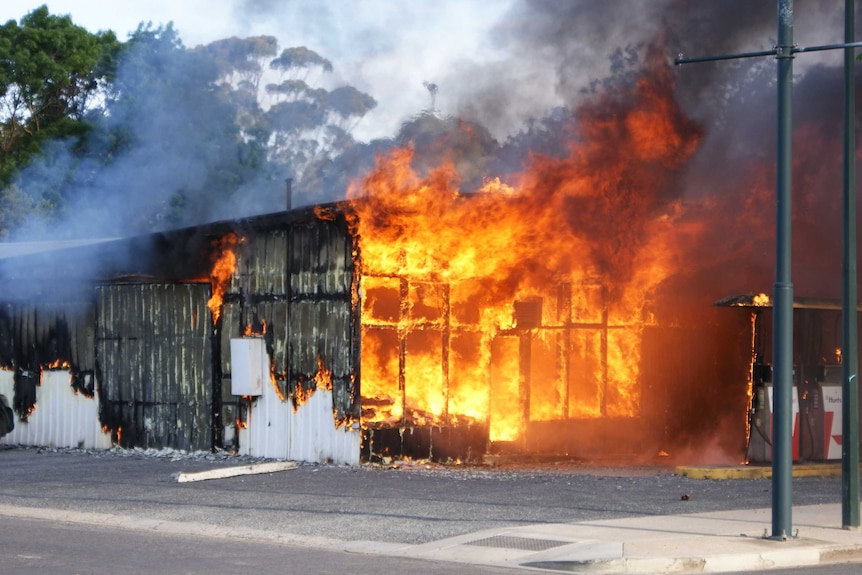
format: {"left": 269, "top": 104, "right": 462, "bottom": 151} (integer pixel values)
{"left": 842, "top": 0, "right": 860, "bottom": 531}
{"left": 771, "top": 0, "right": 795, "bottom": 540}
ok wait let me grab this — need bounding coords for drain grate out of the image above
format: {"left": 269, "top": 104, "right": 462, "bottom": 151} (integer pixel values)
{"left": 465, "top": 535, "right": 570, "bottom": 552}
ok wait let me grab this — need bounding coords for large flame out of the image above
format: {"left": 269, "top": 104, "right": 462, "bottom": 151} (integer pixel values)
{"left": 349, "top": 48, "right": 703, "bottom": 443}
{"left": 207, "top": 233, "right": 238, "bottom": 323}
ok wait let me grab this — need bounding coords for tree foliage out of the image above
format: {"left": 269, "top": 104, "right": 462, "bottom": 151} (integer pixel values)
{"left": 270, "top": 47, "right": 333, "bottom": 74}
{"left": 0, "top": 5, "right": 119, "bottom": 188}
{"left": 195, "top": 35, "right": 278, "bottom": 94}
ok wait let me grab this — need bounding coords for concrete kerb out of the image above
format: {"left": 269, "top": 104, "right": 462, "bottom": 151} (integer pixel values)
{"left": 675, "top": 463, "right": 851, "bottom": 480}
{"left": 522, "top": 545, "right": 835, "bottom": 573}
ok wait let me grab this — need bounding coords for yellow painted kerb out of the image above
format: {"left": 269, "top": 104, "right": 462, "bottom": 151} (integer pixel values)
{"left": 674, "top": 463, "right": 857, "bottom": 480}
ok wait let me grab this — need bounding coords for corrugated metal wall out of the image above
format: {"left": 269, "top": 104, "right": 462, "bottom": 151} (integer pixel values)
{"left": 226, "top": 217, "right": 360, "bottom": 463}
{"left": 220, "top": 229, "right": 290, "bottom": 447}
{"left": 96, "top": 283, "right": 212, "bottom": 451}
{"left": 0, "top": 210, "right": 361, "bottom": 461}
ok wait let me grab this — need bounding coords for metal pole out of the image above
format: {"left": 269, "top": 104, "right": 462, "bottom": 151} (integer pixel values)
{"left": 676, "top": 0, "right": 862, "bottom": 538}
{"left": 675, "top": 41, "right": 862, "bottom": 66}
{"left": 842, "top": 0, "right": 861, "bottom": 531}
{"left": 772, "top": 0, "right": 795, "bottom": 540}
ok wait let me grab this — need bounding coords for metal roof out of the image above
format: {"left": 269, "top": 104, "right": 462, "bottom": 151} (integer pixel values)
{"left": 0, "top": 238, "right": 121, "bottom": 260}
{"left": 714, "top": 293, "right": 857, "bottom": 310}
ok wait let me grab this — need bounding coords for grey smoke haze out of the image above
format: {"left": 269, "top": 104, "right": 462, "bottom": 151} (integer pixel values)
{"left": 5, "top": 0, "right": 860, "bottom": 287}
{"left": 443, "top": 0, "right": 850, "bottom": 138}
{"left": 438, "top": 0, "right": 857, "bottom": 302}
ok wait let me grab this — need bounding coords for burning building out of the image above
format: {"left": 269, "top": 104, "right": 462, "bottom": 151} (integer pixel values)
{"left": 2, "top": 22, "right": 860, "bottom": 466}
{"left": 0, "top": 193, "right": 756, "bottom": 465}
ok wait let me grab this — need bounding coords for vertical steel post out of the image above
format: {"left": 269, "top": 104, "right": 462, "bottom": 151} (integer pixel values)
{"left": 842, "top": 0, "right": 861, "bottom": 531}
{"left": 772, "top": 0, "right": 795, "bottom": 540}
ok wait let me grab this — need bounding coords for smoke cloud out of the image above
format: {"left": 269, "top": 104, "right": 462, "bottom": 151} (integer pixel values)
{"left": 6, "top": 0, "right": 857, "bottom": 298}
{"left": 444, "top": 0, "right": 857, "bottom": 305}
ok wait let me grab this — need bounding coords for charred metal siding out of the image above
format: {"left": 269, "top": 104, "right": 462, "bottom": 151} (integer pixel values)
{"left": 0, "top": 206, "right": 361, "bottom": 460}
{"left": 287, "top": 218, "right": 357, "bottom": 421}
{"left": 220, "top": 229, "right": 291, "bottom": 447}
{"left": 0, "top": 295, "right": 97, "bottom": 419}
{"left": 96, "top": 283, "right": 212, "bottom": 450}
{"left": 221, "top": 215, "right": 360, "bottom": 461}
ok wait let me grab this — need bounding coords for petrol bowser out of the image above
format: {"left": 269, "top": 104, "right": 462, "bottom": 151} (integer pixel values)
{"left": 747, "top": 363, "right": 843, "bottom": 463}
{"left": 818, "top": 365, "right": 844, "bottom": 461}
{"left": 747, "top": 363, "right": 798, "bottom": 463}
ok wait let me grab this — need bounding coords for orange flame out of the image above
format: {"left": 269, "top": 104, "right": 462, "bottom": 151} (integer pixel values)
{"left": 348, "top": 47, "right": 702, "bottom": 443}
{"left": 244, "top": 319, "right": 267, "bottom": 337}
{"left": 752, "top": 293, "right": 771, "bottom": 306}
{"left": 292, "top": 355, "right": 335, "bottom": 411}
{"left": 207, "top": 233, "right": 238, "bottom": 323}
{"left": 270, "top": 363, "right": 287, "bottom": 402}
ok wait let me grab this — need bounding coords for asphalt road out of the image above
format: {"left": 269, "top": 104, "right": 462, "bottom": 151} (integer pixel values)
{"left": 5, "top": 516, "right": 523, "bottom": 575}
{"left": 0, "top": 445, "right": 858, "bottom": 575}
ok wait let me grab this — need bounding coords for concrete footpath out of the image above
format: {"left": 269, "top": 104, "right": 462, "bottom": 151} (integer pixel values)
{"left": 1, "top": 447, "right": 861, "bottom": 574}
{"left": 394, "top": 502, "right": 862, "bottom": 573}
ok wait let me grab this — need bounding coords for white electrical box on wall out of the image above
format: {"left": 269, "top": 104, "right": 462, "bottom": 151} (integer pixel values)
{"left": 230, "top": 338, "right": 268, "bottom": 396}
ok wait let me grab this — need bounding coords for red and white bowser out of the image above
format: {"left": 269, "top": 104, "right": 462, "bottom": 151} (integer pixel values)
{"left": 747, "top": 364, "right": 846, "bottom": 463}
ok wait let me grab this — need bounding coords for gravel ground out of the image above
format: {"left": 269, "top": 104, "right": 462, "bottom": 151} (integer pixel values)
{"left": 0, "top": 445, "right": 846, "bottom": 545}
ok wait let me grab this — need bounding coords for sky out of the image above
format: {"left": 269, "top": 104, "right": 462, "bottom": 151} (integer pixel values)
{"left": 0, "top": 0, "right": 524, "bottom": 142}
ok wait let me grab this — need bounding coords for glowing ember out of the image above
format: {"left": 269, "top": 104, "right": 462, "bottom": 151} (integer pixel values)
{"left": 207, "top": 233, "right": 239, "bottom": 323}
{"left": 102, "top": 424, "right": 122, "bottom": 445}
{"left": 348, "top": 46, "right": 702, "bottom": 443}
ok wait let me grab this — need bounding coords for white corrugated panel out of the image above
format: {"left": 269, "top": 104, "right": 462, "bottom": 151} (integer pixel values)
{"left": 287, "top": 390, "right": 360, "bottom": 465}
{"left": 238, "top": 369, "right": 289, "bottom": 459}
{"left": 0, "top": 369, "right": 111, "bottom": 449}
{"left": 236, "top": 365, "right": 360, "bottom": 464}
